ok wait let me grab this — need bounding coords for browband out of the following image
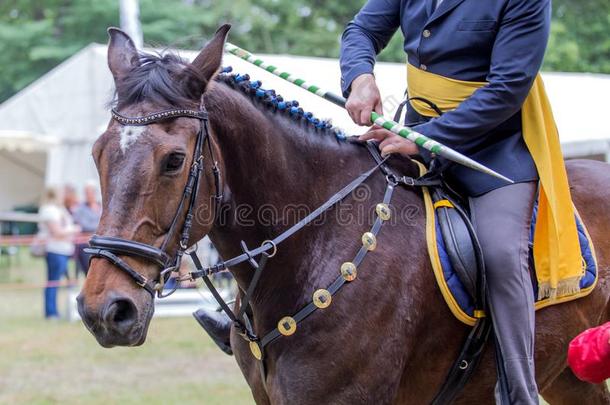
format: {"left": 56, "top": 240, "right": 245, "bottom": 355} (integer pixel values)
{"left": 111, "top": 108, "right": 208, "bottom": 126}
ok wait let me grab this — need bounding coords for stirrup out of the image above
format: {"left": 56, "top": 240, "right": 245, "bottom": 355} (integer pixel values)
{"left": 193, "top": 308, "right": 233, "bottom": 355}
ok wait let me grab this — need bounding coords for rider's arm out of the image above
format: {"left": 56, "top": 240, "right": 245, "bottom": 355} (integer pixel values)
{"left": 339, "top": 0, "right": 401, "bottom": 97}
{"left": 412, "top": 0, "right": 551, "bottom": 154}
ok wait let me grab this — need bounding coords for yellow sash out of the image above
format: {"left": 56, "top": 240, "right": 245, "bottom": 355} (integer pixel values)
{"left": 407, "top": 63, "right": 582, "bottom": 300}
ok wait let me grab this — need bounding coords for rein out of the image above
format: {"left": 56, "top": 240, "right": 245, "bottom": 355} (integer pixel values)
{"left": 183, "top": 142, "right": 441, "bottom": 382}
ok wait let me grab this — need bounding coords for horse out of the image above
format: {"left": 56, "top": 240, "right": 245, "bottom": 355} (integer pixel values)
{"left": 77, "top": 25, "right": 610, "bottom": 404}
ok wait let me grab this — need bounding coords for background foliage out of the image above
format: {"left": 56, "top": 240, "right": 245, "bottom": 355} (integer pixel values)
{"left": 1, "top": 0, "right": 609, "bottom": 103}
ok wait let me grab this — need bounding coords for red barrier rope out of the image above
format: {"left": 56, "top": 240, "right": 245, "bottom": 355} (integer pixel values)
{"left": 0, "top": 280, "right": 80, "bottom": 291}
{"left": 0, "top": 233, "right": 93, "bottom": 247}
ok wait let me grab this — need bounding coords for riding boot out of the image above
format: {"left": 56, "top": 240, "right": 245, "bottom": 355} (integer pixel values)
{"left": 193, "top": 308, "right": 233, "bottom": 355}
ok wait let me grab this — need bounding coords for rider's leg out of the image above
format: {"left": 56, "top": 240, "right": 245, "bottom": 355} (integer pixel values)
{"left": 193, "top": 308, "right": 233, "bottom": 355}
{"left": 469, "top": 181, "right": 538, "bottom": 405}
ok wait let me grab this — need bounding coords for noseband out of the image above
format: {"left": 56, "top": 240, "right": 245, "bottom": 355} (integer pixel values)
{"left": 85, "top": 104, "right": 222, "bottom": 298}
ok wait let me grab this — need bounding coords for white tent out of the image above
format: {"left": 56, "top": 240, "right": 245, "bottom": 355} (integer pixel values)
{"left": 0, "top": 43, "right": 609, "bottom": 211}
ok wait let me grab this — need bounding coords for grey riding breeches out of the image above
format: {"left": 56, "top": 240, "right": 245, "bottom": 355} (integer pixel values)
{"left": 469, "top": 181, "right": 539, "bottom": 405}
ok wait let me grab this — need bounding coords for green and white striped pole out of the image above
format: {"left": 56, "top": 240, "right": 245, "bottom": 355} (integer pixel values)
{"left": 224, "top": 43, "right": 513, "bottom": 184}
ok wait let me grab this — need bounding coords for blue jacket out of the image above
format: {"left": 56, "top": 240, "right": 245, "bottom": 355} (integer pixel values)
{"left": 340, "top": 0, "right": 551, "bottom": 196}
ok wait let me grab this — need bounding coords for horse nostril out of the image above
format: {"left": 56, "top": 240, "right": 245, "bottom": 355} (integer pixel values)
{"left": 103, "top": 297, "right": 138, "bottom": 333}
{"left": 76, "top": 293, "right": 85, "bottom": 314}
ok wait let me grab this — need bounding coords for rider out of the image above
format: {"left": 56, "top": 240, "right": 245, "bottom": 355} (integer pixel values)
{"left": 342, "top": 0, "right": 579, "bottom": 403}
{"left": 195, "top": 2, "right": 582, "bottom": 402}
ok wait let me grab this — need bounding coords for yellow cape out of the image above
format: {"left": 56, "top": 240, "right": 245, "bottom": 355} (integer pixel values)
{"left": 407, "top": 63, "right": 582, "bottom": 300}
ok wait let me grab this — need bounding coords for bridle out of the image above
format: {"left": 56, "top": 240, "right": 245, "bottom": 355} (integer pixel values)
{"left": 85, "top": 95, "right": 489, "bottom": 404}
{"left": 85, "top": 103, "right": 222, "bottom": 298}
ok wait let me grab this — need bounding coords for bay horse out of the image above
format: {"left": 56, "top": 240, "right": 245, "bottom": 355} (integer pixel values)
{"left": 77, "top": 25, "right": 610, "bottom": 404}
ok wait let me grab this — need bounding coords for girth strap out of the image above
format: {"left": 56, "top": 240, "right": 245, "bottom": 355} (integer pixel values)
{"left": 430, "top": 318, "right": 492, "bottom": 405}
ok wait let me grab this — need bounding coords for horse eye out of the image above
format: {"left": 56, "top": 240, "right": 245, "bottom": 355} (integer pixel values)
{"left": 163, "top": 153, "right": 185, "bottom": 173}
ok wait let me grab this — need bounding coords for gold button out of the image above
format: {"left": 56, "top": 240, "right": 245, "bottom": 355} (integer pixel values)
{"left": 376, "top": 203, "right": 391, "bottom": 221}
{"left": 362, "top": 232, "right": 377, "bottom": 251}
{"left": 341, "top": 262, "right": 357, "bottom": 281}
{"left": 420, "top": 64, "right": 428, "bottom": 71}
{"left": 278, "top": 316, "right": 297, "bottom": 336}
{"left": 249, "top": 341, "right": 262, "bottom": 360}
{"left": 423, "top": 29, "right": 431, "bottom": 38}
{"left": 313, "top": 289, "right": 332, "bottom": 309}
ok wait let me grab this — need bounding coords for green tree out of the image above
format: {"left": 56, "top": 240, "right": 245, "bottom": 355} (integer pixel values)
{"left": 544, "top": 0, "right": 610, "bottom": 73}
{"left": 0, "top": 0, "right": 609, "bottom": 103}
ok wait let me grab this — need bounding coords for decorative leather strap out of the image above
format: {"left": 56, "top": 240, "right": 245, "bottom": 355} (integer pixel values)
{"left": 259, "top": 181, "right": 396, "bottom": 350}
{"left": 111, "top": 108, "right": 208, "bottom": 126}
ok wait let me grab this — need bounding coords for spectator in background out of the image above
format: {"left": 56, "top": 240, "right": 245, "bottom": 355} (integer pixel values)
{"left": 72, "top": 181, "right": 102, "bottom": 276}
{"left": 63, "top": 184, "right": 80, "bottom": 215}
{"left": 39, "top": 186, "right": 80, "bottom": 319}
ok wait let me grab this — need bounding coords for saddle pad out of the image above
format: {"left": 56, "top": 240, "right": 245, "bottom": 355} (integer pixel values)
{"left": 422, "top": 187, "right": 599, "bottom": 326}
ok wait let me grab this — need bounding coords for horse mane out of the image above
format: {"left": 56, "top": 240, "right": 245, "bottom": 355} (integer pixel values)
{"left": 215, "top": 68, "right": 347, "bottom": 141}
{"left": 113, "top": 51, "right": 205, "bottom": 109}
{"left": 113, "top": 49, "right": 348, "bottom": 141}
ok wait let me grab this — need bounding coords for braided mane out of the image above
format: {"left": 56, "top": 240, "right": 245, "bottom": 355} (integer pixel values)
{"left": 215, "top": 67, "right": 347, "bottom": 141}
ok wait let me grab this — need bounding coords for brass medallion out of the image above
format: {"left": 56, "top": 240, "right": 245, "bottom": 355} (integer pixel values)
{"left": 278, "top": 316, "right": 297, "bottom": 336}
{"left": 362, "top": 232, "right": 377, "bottom": 251}
{"left": 340, "top": 262, "right": 357, "bottom": 281}
{"left": 313, "top": 289, "right": 332, "bottom": 309}
{"left": 249, "top": 341, "right": 262, "bottom": 360}
{"left": 375, "top": 203, "right": 391, "bottom": 221}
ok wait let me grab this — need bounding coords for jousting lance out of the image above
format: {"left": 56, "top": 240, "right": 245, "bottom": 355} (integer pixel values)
{"left": 224, "top": 43, "right": 513, "bottom": 183}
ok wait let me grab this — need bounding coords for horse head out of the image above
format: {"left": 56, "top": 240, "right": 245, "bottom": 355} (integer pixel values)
{"left": 77, "top": 25, "right": 230, "bottom": 347}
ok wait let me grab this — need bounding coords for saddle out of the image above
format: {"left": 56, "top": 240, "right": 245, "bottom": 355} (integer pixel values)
{"left": 391, "top": 99, "right": 599, "bottom": 326}
{"left": 428, "top": 180, "right": 598, "bottom": 326}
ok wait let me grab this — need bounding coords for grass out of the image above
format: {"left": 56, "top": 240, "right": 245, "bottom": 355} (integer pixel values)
{"left": 0, "top": 250, "right": 253, "bottom": 405}
{"left": 1, "top": 250, "right": 606, "bottom": 404}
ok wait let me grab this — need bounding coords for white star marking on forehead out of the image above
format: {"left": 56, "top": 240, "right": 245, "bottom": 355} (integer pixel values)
{"left": 119, "top": 125, "right": 146, "bottom": 153}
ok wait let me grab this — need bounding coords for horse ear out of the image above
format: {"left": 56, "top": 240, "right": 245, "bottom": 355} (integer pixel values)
{"left": 107, "top": 27, "right": 140, "bottom": 82}
{"left": 190, "top": 24, "right": 231, "bottom": 85}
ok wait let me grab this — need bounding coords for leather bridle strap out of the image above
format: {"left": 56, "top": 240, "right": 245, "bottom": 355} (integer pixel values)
{"left": 88, "top": 235, "right": 171, "bottom": 268}
{"left": 85, "top": 248, "right": 159, "bottom": 296}
{"left": 184, "top": 157, "right": 390, "bottom": 339}
{"left": 259, "top": 179, "right": 396, "bottom": 351}
{"left": 110, "top": 108, "right": 208, "bottom": 125}
{"left": 188, "top": 157, "right": 390, "bottom": 279}
{"left": 85, "top": 105, "right": 221, "bottom": 298}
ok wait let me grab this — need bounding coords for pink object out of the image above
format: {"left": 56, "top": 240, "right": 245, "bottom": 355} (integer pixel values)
{"left": 568, "top": 322, "right": 610, "bottom": 384}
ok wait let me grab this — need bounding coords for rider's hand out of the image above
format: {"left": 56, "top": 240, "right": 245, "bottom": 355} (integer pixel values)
{"left": 345, "top": 74, "right": 383, "bottom": 126}
{"left": 359, "top": 126, "right": 419, "bottom": 157}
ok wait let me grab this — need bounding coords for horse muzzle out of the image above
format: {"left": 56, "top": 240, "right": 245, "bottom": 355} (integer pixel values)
{"left": 77, "top": 290, "right": 151, "bottom": 347}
